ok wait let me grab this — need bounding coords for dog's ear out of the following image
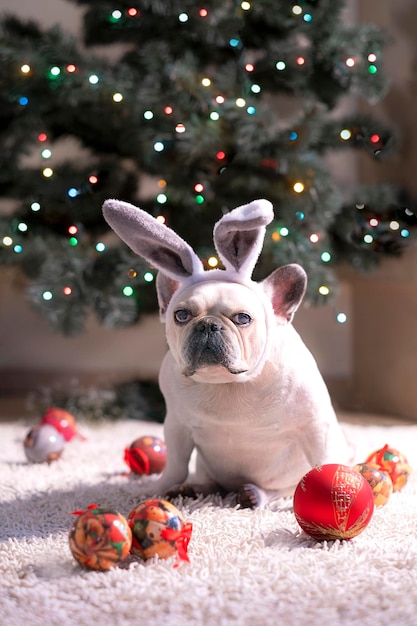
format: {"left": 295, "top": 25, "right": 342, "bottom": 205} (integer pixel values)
{"left": 262, "top": 264, "right": 307, "bottom": 322}
{"left": 213, "top": 199, "right": 274, "bottom": 279}
{"left": 156, "top": 272, "right": 181, "bottom": 321}
{"left": 102, "top": 199, "right": 204, "bottom": 281}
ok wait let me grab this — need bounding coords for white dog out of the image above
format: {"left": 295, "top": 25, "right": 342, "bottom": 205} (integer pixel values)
{"left": 103, "top": 198, "right": 352, "bottom": 508}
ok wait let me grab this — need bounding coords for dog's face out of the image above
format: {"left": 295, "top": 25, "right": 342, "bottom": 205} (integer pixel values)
{"left": 164, "top": 281, "right": 270, "bottom": 384}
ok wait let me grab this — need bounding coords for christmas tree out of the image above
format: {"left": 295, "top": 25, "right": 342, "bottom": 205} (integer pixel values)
{"left": 0, "top": 0, "right": 414, "bottom": 336}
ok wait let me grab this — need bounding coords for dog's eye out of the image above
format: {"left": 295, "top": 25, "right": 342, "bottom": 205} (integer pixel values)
{"left": 232, "top": 312, "right": 252, "bottom": 326}
{"left": 174, "top": 308, "right": 192, "bottom": 324}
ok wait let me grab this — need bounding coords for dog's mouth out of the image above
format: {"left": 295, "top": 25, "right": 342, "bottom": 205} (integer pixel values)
{"left": 181, "top": 325, "right": 248, "bottom": 377}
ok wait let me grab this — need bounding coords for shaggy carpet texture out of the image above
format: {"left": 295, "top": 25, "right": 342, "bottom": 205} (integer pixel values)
{"left": 1, "top": 414, "right": 417, "bottom": 626}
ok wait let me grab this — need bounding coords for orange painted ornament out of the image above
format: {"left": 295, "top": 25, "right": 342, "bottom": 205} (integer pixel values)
{"left": 365, "top": 444, "right": 410, "bottom": 492}
{"left": 293, "top": 464, "right": 374, "bottom": 541}
{"left": 354, "top": 462, "right": 393, "bottom": 507}
{"left": 127, "top": 499, "right": 192, "bottom": 563}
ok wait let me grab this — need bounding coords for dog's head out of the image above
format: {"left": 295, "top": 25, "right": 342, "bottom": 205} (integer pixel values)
{"left": 103, "top": 199, "right": 306, "bottom": 383}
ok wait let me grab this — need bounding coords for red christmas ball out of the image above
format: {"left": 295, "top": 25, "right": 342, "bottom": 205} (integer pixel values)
{"left": 124, "top": 436, "right": 167, "bottom": 475}
{"left": 41, "top": 407, "right": 81, "bottom": 442}
{"left": 365, "top": 444, "right": 410, "bottom": 492}
{"left": 293, "top": 464, "right": 374, "bottom": 541}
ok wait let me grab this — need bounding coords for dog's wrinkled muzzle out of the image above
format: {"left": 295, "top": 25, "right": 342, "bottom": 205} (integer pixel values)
{"left": 181, "top": 317, "right": 248, "bottom": 377}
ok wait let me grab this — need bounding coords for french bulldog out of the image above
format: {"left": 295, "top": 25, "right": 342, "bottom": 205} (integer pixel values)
{"left": 103, "top": 198, "right": 352, "bottom": 508}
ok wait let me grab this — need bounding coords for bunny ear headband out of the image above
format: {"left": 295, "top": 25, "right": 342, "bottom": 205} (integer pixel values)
{"left": 102, "top": 198, "right": 274, "bottom": 289}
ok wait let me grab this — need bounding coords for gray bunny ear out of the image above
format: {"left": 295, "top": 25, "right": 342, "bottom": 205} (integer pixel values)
{"left": 102, "top": 199, "right": 204, "bottom": 280}
{"left": 213, "top": 199, "right": 274, "bottom": 278}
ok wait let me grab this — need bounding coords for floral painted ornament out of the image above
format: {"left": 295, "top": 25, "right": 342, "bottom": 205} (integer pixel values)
{"left": 127, "top": 499, "right": 192, "bottom": 565}
{"left": 124, "top": 436, "right": 167, "bottom": 475}
{"left": 365, "top": 444, "right": 410, "bottom": 492}
{"left": 69, "top": 504, "right": 132, "bottom": 571}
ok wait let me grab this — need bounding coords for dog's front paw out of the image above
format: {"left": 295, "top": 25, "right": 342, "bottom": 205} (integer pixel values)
{"left": 237, "top": 483, "right": 264, "bottom": 509}
{"left": 166, "top": 484, "right": 200, "bottom": 500}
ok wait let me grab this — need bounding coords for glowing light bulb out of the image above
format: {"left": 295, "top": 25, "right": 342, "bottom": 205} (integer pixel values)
{"left": 208, "top": 256, "right": 218, "bottom": 267}
{"left": 158, "top": 179, "right": 167, "bottom": 188}
{"left": 321, "top": 252, "right": 332, "bottom": 263}
{"left": 340, "top": 129, "right": 352, "bottom": 140}
{"left": 2, "top": 236, "right": 13, "bottom": 246}
{"left": 178, "top": 12, "right": 189, "bottom": 22}
{"left": 66, "top": 64, "right": 76, "bottom": 73}
{"left": 88, "top": 74, "right": 99, "bottom": 84}
{"left": 63, "top": 287, "right": 72, "bottom": 296}
{"left": 309, "top": 233, "right": 319, "bottom": 243}
{"left": 69, "top": 237, "right": 78, "bottom": 246}
{"left": 96, "top": 242, "right": 106, "bottom": 252}
{"left": 89, "top": 175, "right": 98, "bottom": 184}
{"left": 236, "top": 98, "right": 246, "bottom": 107}
{"left": 112, "top": 92, "right": 123, "bottom": 102}
{"left": 156, "top": 215, "right": 166, "bottom": 224}
{"left": 175, "top": 123, "right": 186, "bottom": 133}
{"left": 199, "top": 8, "right": 208, "bottom": 17}
{"left": 345, "top": 58, "right": 356, "bottom": 68}
{"left": 154, "top": 141, "right": 165, "bottom": 152}
{"left": 164, "top": 106, "right": 173, "bottom": 114}
{"left": 276, "top": 61, "right": 286, "bottom": 71}
{"left": 195, "top": 195, "right": 204, "bottom": 204}
{"left": 68, "top": 225, "right": 78, "bottom": 235}
{"left": 245, "top": 63, "right": 254, "bottom": 72}
{"left": 293, "top": 182, "right": 304, "bottom": 193}
{"left": 42, "top": 291, "right": 53, "bottom": 301}
{"left": 49, "top": 66, "right": 61, "bottom": 77}
{"left": 369, "top": 218, "right": 379, "bottom": 227}
{"left": 111, "top": 10, "right": 122, "bottom": 20}
{"left": 215, "top": 95, "right": 225, "bottom": 104}
{"left": 38, "top": 133, "right": 48, "bottom": 142}
{"left": 272, "top": 232, "right": 280, "bottom": 242}
{"left": 390, "top": 220, "right": 400, "bottom": 231}
{"left": 251, "top": 84, "right": 261, "bottom": 93}
{"left": 318, "top": 285, "right": 330, "bottom": 296}
{"left": 144, "top": 110, "right": 154, "bottom": 120}
{"left": 336, "top": 312, "right": 347, "bottom": 324}
{"left": 229, "top": 38, "right": 240, "bottom": 48}
{"left": 216, "top": 151, "right": 226, "bottom": 160}
{"left": 31, "top": 202, "right": 41, "bottom": 211}
{"left": 144, "top": 272, "right": 154, "bottom": 282}
{"left": 241, "top": 1, "right": 251, "bottom": 9}
{"left": 368, "top": 53, "right": 377, "bottom": 63}
{"left": 401, "top": 229, "right": 410, "bottom": 238}
{"left": 363, "top": 234, "right": 374, "bottom": 244}
{"left": 14, "top": 244, "right": 23, "bottom": 253}
{"left": 279, "top": 227, "right": 289, "bottom": 237}
{"left": 67, "top": 187, "right": 77, "bottom": 199}
{"left": 41, "top": 149, "right": 52, "bottom": 159}
{"left": 20, "top": 64, "right": 31, "bottom": 74}
{"left": 201, "top": 77, "right": 211, "bottom": 87}
{"left": 194, "top": 183, "right": 204, "bottom": 192}
{"left": 19, "top": 97, "right": 28, "bottom": 106}
{"left": 17, "top": 222, "right": 28, "bottom": 232}
{"left": 246, "top": 106, "right": 256, "bottom": 115}
{"left": 156, "top": 193, "right": 167, "bottom": 204}
{"left": 123, "top": 286, "right": 134, "bottom": 296}
{"left": 128, "top": 8, "right": 138, "bottom": 16}
{"left": 210, "top": 112, "right": 220, "bottom": 121}
{"left": 368, "top": 65, "right": 378, "bottom": 74}
{"left": 42, "top": 168, "right": 54, "bottom": 178}
{"left": 292, "top": 5, "right": 302, "bottom": 15}
{"left": 370, "top": 134, "right": 380, "bottom": 144}
{"left": 296, "top": 57, "right": 305, "bottom": 66}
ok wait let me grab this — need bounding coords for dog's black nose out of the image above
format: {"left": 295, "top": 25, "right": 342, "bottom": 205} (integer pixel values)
{"left": 196, "top": 317, "right": 223, "bottom": 333}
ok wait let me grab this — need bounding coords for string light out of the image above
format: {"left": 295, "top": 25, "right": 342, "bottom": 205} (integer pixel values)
{"left": 175, "top": 123, "right": 186, "bottom": 133}
{"left": 128, "top": 8, "right": 138, "bottom": 17}
{"left": 345, "top": 58, "right": 356, "bottom": 68}
{"left": 194, "top": 183, "right": 204, "bottom": 192}
{"left": 229, "top": 38, "right": 240, "bottom": 48}
{"left": 63, "top": 287, "right": 72, "bottom": 296}
{"left": 42, "top": 291, "right": 53, "bottom": 301}
{"left": 123, "top": 286, "right": 134, "bottom": 296}
{"left": 31, "top": 202, "right": 41, "bottom": 212}
{"left": 292, "top": 5, "right": 302, "bottom": 15}
{"left": 143, "top": 110, "right": 154, "bottom": 120}
{"left": 144, "top": 272, "right": 154, "bottom": 282}
{"left": 164, "top": 106, "right": 173, "bottom": 114}
{"left": 296, "top": 56, "right": 305, "bottom": 66}
{"left": 368, "top": 53, "right": 377, "bottom": 63}
{"left": 89, "top": 175, "right": 98, "bottom": 184}
{"left": 42, "top": 168, "right": 54, "bottom": 178}
{"left": 279, "top": 227, "right": 289, "bottom": 237}
{"left": 245, "top": 63, "right": 254, "bottom": 72}
{"left": 195, "top": 195, "right": 204, "bottom": 204}
{"left": 14, "top": 244, "right": 23, "bottom": 254}
{"left": 2, "top": 236, "right": 13, "bottom": 246}
{"left": 241, "top": 1, "right": 251, "bottom": 9}
{"left": 309, "top": 233, "right": 319, "bottom": 243}
{"left": 369, "top": 218, "right": 379, "bottom": 227}
{"left": 216, "top": 151, "right": 226, "bottom": 160}
{"left": 41, "top": 149, "right": 52, "bottom": 159}
{"left": 246, "top": 106, "right": 256, "bottom": 115}
{"left": 340, "top": 129, "right": 352, "bottom": 140}
{"left": 178, "top": 13, "right": 189, "bottom": 22}
{"left": 368, "top": 65, "right": 378, "bottom": 74}
{"left": 201, "top": 78, "right": 211, "bottom": 87}
{"left": 38, "top": 133, "right": 48, "bottom": 142}
{"left": 321, "top": 251, "right": 332, "bottom": 262}
{"left": 49, "top": 66, "right": 61, "bottom": 77}
{"left": 318, "top": 285, "right": 330, "bottom": 296}
{"left": 210, "top": 111, "right": 220, "bottom": 120}
{"left": 19, "top": 97, "right": 28, "bottom": 106}
{"left": 199, "top": 8, "right": 208, "bottom": 17}
{"left": 154, "top": 141, "right": 165, "bottom": 152}
{"left": 88, "top": 74, "right": 99, "bottom": 85}
{"left": 370, "top": 134, "right": 380, "bottom": 144}
{"left": 68, "top": 225, "right": 78, "bottom": 235}
{"left": 158, "top": 179, "right": 167, "bottom": 187}
{"left": 336, "top": 312, "right": 347, "bottom": 324}
{"left": 363, "top": 234, "right": 374, "bottom": 244}
{"left": 389, "top": 220, "right": 400, "bottom": 231}
{"left": 112, "top": 92, "right": 123, "bottom": 102}
{"left": 111, "top": 10, "right": 122, "bottom": 21}
{"left": 251, "top": 84, "right": 261, "bottom": 93}
{"left": 68, "top": 237, "right": 78, "bottom": 246}
{"left": 156, "top": 215, "right": 166, "bottom": 224}
{"left": 95, "top": 242, "right": 106, "bottom": 252}
{"left": 66, "top": 64, "right": 76, "bottom": 73}
{"left": 215, "top": 95, "right": 225, "bottom": 104}
{"left": 17, "top": 222, "right": 28, "bottom": 232}
{"left": 236, "top": 98, "right": 246, "bottom": 107}
{"left": 156, "top": 193, "right": 167, "bottom": 203}
{"left": 293, "top": 182, "right": 304, "bottom": 193}
{"left": 208, "top": 256, "right": 218, "bottom": 267}
{"left": 20, "top": 64, "right": 31, "bottom": 74}
{"left": 67, "top": 188, "right": 78, "bottom": 198}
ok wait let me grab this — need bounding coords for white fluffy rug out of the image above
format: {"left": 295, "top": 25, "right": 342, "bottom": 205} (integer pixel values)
{"left": 1, "top": 415, "right": 417, "bottom": 626}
